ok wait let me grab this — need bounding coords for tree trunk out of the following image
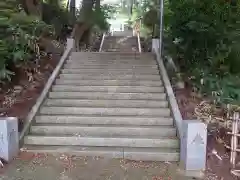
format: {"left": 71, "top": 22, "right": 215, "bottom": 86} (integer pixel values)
{"left": 70, "top": 0, "right": 76, "bottom": 25}
{"left": 21, "top": 0, "right": 42, "bottom": 18}
{"left": 95, "top": 0, "right": 100, "bottom": 11}
{"left": 71, "top": 0, "right": 94, "bottom": 50}
{"left": 130, "top": 0, "right": 133, "bottom": 15}
{"left": 78, "top": 0, "right": 94, "bottom": 22}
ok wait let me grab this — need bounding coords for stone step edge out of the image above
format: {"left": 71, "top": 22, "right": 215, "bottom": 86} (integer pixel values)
{"left": 64, "top": 64, "right": 158, "bottom": 68}
{"left": 24, "top": 136, "right": 179, "bottom": 148}
{"left": 48, "top": 91, "right": 166, "bottom": 96}
{"left": 39, "top": 107, "right": 171, "bottom": 116}
{"left": 35, "top": 115, "right": 174, "bottom": 126}
{"left": 54, "top": 80, "right": 163, "bottom": 86}
{"left": 30, "top": 124, "right": 176, "bottom": 135}
{"left": 31, "top": 123, "right": 175, "bottom": 128}
{"left": 48, "top": 92, "right": 166, "bottom": 96}
{"left": 66, "top": 60, "right": 157, "bottom": 63}
{"left": 59, "top": 74, "right": 161, "bottom": 77}
{"left": 57, "top": 77, "right": 162, "bottom": 81}
{"left": 71, "top": 52, "right": 151, "bottom": 54}
{"left": 22, "top": 145, "right": 180, "bottom": 161}
{"left": 67, "top": 60, "right": 156, "bottom": 63}
{"left": 66, "top": 59, "right": 156, "bottom": 62}
{"left": 62, "top": 67, "right": 159, "bottom": 71}
{"left": 51, "top": 85, "right": 165, "bottom": 93}
{"left": 43, "top": 99, "right": 169, "bottom": 108}
{"left": 30, "top": 125, "right": 176, "bottom": 137}
{"left": 60, "top": 69, "right": 160, "bottom": 74}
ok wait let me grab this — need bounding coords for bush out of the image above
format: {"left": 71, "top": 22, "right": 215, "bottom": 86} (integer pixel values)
{"left": 168, "top": 0, "right": 240, "bottom": 105}
{"left": 0, "top": 0, "right": 54, "bottom": 83}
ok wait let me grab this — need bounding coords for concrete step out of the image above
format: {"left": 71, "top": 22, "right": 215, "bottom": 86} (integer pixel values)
{"left": 58, "top": 74, "right": 161, "bottom": 81}
{"left": 61, "top": 69, "right": 159, "bottom": 75}
{"left": 102, "top": 42, "right": 136, "bottom": 45}
{"left": 71, "top": 52, "right": 151, "bottom": 55}
{"left": 70, "top": 53, "right": 152, "bottom": 59}
{"left": 66, "top": 60, "right": 157, "bottom": 65}
{"left": 35, "top": 116, "right": 174, "bottom": 126}
{"left": 63, "top": 65, "right": 159, "bottom": 71}
{"left": 44, "top": 99, "right": 168, "bottom": 108}
{"left": 24, "top": 136, "right": 179, "bottom": 148}
{"left": 104, "top": 45, "right": 137, "bottom": 48}
{"left": 48, "top": 92, "right": 166, "bottom": 100}
{"left": 61, "top": 68, "right": 159, "bottom": 73}
{"left": 22, "top": 145, "right": 180, "bottom": 161}
{"left": 102, "top": 47, "right": 134, "bottom": 50}
{"left": 70, "top": 55, "right": 144, "bottom": 59}
{"left": 69, "top": 57, "right": 153, "bottom": 62}
{"left": 65, "top": 62, "right": 158, "bottom": 68}
{"left": 39, "top": 107, "right": 171, "bottom": 116}
{"left": 51, "top": 85, "right": 165, "bottom": 93}
{"left": 30, "top": 124, "right": 176, "bottom": 137}
{"left": 55, "top": 79, "right": 163, "bottom": 86}
{"left": 61, "top": 73, "right": 160, "bottom": 80}
{"left": 103, "top": 42, "right": 136, "bottom": 44}
{"left": 103, "top": 49, "right": 138, "bottom": 52}
{"left": 68, "top": 57, "right": 155, "bottom": 62}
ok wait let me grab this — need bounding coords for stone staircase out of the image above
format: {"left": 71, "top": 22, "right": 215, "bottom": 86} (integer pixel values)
{"left": 23, "top": 35, "right": 180, "bottom": 162}
{"left": 112, "top": 30, "right": 133, "bottom": 37}
{"left": 101, "top": 36, "right": 139, "bottom": 52}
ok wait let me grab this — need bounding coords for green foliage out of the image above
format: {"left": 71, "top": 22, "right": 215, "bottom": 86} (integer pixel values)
{"left": 143, "top": 9, "right": 157, "bottom": 28}
{"left": 100, "top": 4, "right": 117, "bottom": 20}
{"left": 130, "top": 5, "right": 142, "bottom": 22}
{"left": 76, "top": 3, "right": 114, "bottom": 31}
{"left": 91, "top": 4, "right": 115, "bottom": 31}
{"left": 42, "top": 1, "right": 71, "bottom": 38}
{"left": 169, "top": 0, "right": 239, "bottom": 67}
{"left": 167, "top": 0, "right": 240, "bottom": 105}
{"left": 135, "top": 0, "right": 240, "bottom": 105}
{"left": 189, "top": 68, "right": 240, "bottom": 106}
{"left": 0, "top": 0, "right": 54, "bottom": 82}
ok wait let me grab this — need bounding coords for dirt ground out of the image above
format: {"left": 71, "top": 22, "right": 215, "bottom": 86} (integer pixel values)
{"left": 0, "top": 152, "right": 198, "bottom": 180}
{"left": 0, "top": 56, "right": 59, "bottom": 132}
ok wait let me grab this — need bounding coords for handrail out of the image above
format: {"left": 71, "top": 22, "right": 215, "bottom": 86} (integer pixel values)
{"left": 137, "top": 32, "right": 142, "bottom": 53}
{"left": 99, "top": 33, "right": 106, "bottom": 52}
{"left": 133, "top": 19, "right": 142, "bottom": 53}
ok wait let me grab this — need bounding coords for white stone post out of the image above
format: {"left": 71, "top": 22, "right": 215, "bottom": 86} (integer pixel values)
{"left": 0, "top": 117, "right": 19, "bottom": 162}
{"left": 67, "top": 38, "right": 75, "bottom": 52}
{"left": 180, "top": 120, "right": 207, "bottom": 172}
{"left": 152, "top": 39, "right": 159, "bottom": 53}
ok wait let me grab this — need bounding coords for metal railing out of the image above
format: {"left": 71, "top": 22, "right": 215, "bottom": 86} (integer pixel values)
{"left": 99, "top": 33, "right": 106, "bottom": 52}
{"left": 137, "top": 32, "right": 142, "bottom": 53}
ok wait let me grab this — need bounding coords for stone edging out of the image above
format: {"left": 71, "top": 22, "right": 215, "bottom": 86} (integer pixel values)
{"left": 152, "top": 39, "right": 207, "bottom": 177}
{"left": 19, "top": 38, "right": 75, "bottom": 146}
{"left": 152, "top": 40, "right": 183, "bottom": 139}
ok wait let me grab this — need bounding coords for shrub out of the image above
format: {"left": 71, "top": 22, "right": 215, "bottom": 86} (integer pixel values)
{"left": 0, "top": 0, "right": 54, "bottom": 82}
{"left": 168, "top": 0, "right": 240, "bottom": 105}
